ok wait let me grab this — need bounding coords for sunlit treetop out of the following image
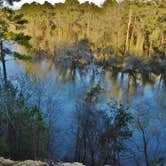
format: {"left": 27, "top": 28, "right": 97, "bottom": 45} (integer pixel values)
{"left": 65, "top": 0, "right": 80, "bottom": 5}
{"left": 102, "top": 0, "right": 118, "bottom": 7}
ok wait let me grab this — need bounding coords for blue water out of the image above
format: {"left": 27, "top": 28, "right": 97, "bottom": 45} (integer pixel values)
{"left": 1, "top": 42, "right": 166, "bottom": 165}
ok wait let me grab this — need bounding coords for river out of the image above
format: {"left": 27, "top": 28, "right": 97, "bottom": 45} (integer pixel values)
{"left": 1, "top": 42, "right": 166, "bottom": 166}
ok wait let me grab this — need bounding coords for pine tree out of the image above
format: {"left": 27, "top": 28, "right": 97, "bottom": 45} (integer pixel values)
{"left": 0, "top": 1, "right": 31, "bottom": 84}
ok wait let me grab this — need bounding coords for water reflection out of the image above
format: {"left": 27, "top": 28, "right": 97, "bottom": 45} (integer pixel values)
{"left": 7, "top": 55, "right": 162, "bottom": 100}
{"left": 1, "top": 53, "right": 166, "bottom": 165}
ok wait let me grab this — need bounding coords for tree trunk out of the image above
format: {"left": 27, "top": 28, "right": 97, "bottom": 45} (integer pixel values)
{"left": 0, "top": 40, "right": 7, "bottom": 84}
{"left": 148, "top": 39, "right": 153, "bottom": 57}
{"left": 138, "top": 119, "right": 149, "bottom": 166}
{"left": 87, "top": 15, "right": 90, "bottom": 38}
{"left": 75, "top": 126, "right": 81, "bottom": 161}
{"left": 124, "top": 9, "right": 132, "bottom": 55}
{"left": 128, "top": 17, "right": 135, "bottom": 52}
{"left": 142, "top": 129, "right": 149, "bottom": 166}
{"left": 82, "top": 133, "right": 87, "bottom": 163}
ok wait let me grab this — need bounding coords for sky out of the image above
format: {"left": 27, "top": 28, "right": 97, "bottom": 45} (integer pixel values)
{"left": 12, "top": 0, "right": 106, "bottom": 9}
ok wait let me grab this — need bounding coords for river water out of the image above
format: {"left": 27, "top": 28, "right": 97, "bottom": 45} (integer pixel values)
{"left": 1, "top": 42, "right": 166, "bottom": 165}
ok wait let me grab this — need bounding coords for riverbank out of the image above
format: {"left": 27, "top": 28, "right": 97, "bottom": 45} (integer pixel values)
{"left": 31, "top": 40, "right": 166, "bottom": 78}
{"left": 0, "top": 157, "right": 84, "bottom": 166}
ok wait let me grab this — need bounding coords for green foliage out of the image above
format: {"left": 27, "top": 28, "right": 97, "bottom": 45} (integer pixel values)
{"left": 0, "top": 139, "right": 9, "bottom": 156}
{"left": 14, "top": 33, "right": 31, "bottom": 47}
{"left": 76, "top": 85, "right": 133, "bottom": 165}
{"left": 151, "top": 158, "right": 165, "bottom": 166}
{"left": 15, "top": 19, "right": 28, "bottom": 25}
{"left": 6, "top": 32, "right": 31, "bottom": 48}
{"left": 0, "top": 8, "right": 30, "bottom": 48}
{"left": 14, "top": 0, "right": 165, "bottom": 60}
{"left": 9, "top": 13, "right": 28, "bottom": 25}
{"left": 0, "top": 84, "right": 49, "bottom": 160}
{"left": 102, "top": 0, "right": 117, "bottom": 8}
{"left": 10, "top": 106, "right": 48, "bottom": 159}
{"left": 65, "top": 0, "right": 79, "bottom": 6}
{"left": 14, "top": 52, "right": 32, "bottom": 60}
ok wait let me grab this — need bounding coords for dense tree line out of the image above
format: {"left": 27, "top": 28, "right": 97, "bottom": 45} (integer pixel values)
{"left": 1, "top": 0, "right": 166, "bottom": 81}
{"left": 15, "top": 0, "right": 166, "bottom": 58}
{"left": 7, "top": 0, "right": 165, "bottom": 81}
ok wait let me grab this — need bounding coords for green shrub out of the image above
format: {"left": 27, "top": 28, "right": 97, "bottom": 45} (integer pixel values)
{"left": 0, "top": 138, "right": 9, "bottom": 156}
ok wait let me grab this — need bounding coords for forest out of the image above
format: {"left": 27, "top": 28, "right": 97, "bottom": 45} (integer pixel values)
{"left": 0, "top": 0, "right": 166, "bottom": 166}
{"left": 16, "top": 0, "right": 166, "bottom": 56}
{"left": 13, "top": 0, "right": 166, "bottom": 79}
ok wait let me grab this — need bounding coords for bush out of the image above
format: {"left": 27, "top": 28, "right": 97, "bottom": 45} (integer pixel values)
{"left": 0, "top": 139, "right": 9, "bottom": 156}
{"left": 0, "top": 84, "right": 49, "bottom": 160}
